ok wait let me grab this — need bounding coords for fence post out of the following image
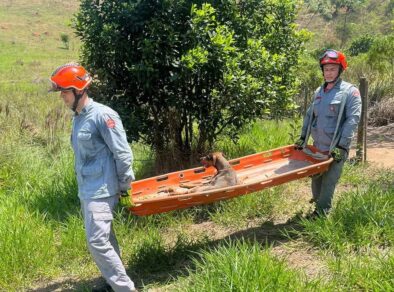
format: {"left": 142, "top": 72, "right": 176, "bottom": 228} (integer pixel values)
{"left": 356, "top": 77, "right": 368, "bottom": 163}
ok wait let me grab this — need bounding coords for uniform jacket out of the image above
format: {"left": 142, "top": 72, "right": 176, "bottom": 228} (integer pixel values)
{"left": 301, "top": 79, "right": 362, "bottom": 152}
{"left": 71, "top": 99, "right": 134, "bottom": 199}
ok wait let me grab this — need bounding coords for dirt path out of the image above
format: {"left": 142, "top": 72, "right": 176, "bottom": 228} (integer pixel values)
{"left": 350, "top": 123, "right": 394, "bottom": 168}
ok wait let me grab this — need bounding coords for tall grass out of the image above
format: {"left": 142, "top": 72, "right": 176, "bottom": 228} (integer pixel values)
{"left": 216, "top": 119, "right": 297, "bottom": 158}
{"left": 295, "top": 170, "right": 394, "bottom": 290}
{"left": 0, "top": 200, "right": 58, "bottom": 289}
{"left": 173, "top": 240, "right": 329, "bottom": 291}
{"left": 329, "top": 252, "right": 394, "bottom": 291}
{"left": 298, "top": 173, "right": 394, "bottom": 254}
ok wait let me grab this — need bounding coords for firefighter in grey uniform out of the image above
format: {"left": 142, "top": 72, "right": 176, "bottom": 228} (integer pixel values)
{"left": 296, "top": 50, "right": 362, "bottom": 216}
{"left": 49, "top": 63, "right": 137, "bottom": 292}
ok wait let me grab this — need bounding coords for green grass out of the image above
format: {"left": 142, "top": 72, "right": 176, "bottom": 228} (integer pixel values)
{"left": 329, "top": 252, "right": 394, "bottom": 291}
{"left": 294, "top": 170, "right": 394, "bottom": 290}
{"left": 298, "top": 172, "right": 394, "bottom": 254}
{"left": 1, "top": 0, "right": 393, "bottom": 291}
{"left": 216, "top": 119, "right": 299, "bottom": 158}
{"left": 172, "top": 240, "right": 329, "bottom": 291}
{"left": 0, "top": 201, "right": 58, "bottom": 288}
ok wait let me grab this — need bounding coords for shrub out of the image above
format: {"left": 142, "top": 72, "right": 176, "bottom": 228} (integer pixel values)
{"left": 368, "top": 97, "right": 394, "bottom": 126}
{"left": 74, "top": 0, "right": 308, "bottom": 172}
{"left": 60, "top": 32, "right": 69, "bottom": 49}
{"left": 348, "top": 35, "right": 375, "bottom": 56}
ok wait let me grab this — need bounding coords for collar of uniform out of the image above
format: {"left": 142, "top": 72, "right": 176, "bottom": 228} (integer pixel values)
{"left": 322, "top": 78, "right": 342, "bottom": 93}
{"left": 333, "top": 78, "right": 342, "bottom": 89}
{"left": 78, "top": 98, "right": 94, "bottom": 116}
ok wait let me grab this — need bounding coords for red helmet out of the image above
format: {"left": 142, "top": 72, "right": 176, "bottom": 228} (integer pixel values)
{"left": 49, "top": 63, "right": 92, "bottom": 92}
{"left": 319, "top": 49, "right": 348, "bottom": 70}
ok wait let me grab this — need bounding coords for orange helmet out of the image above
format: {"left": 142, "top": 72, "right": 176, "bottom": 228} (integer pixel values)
{"left": 49, "top": 63, "right": 92, "bottom": 92}
{"left": 319, "top": 49, "right": 348, "bottom": 70}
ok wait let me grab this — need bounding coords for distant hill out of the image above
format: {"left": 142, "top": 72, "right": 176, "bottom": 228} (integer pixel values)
{"left": 296, "top": 0, "right": 393, "bottom": 50}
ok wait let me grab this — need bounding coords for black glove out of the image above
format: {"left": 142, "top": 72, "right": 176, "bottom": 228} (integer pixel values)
{"left": 119, "top": 189, "right": 133, "bottom": 208}
{"left": 294, "top": 137, "right": 305, "bottom": 150}
{"left": 331, "top": 146, "right": 348, "bottom": 162}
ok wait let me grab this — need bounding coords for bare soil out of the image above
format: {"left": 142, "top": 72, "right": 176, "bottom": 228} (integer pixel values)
{"left": 350, "top": 123, "right": 394, "bottom": 169}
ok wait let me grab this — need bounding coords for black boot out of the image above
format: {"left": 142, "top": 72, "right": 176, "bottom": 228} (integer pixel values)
{"left": 91, "top": 283, "right": 113, "bottom": 292}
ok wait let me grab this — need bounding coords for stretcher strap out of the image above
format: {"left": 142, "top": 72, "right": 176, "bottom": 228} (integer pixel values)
{"left": 302, "top": 147, "right": 329, "bottom": 160}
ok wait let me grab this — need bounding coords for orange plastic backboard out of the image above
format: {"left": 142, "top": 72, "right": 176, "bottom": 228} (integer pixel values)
{"left": 128, "top": 145, "right": 333, "bottom": 216}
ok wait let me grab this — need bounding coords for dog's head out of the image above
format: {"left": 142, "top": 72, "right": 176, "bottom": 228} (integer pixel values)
{"left": 200, "top": 152, "right": 223, "bottom": 168}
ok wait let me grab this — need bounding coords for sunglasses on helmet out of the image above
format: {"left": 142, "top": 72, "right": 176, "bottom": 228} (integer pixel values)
{"left": 48, "top": 81, "right": 73, "bottom": 92}
{"left": 320, "top": 50, "right": 339, "bottom": 61}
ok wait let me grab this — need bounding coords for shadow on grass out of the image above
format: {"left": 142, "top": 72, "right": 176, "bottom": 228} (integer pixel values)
{"left": 29, "top": 275, "right": 106, "bottom": 292}
{"left": 125, "top": 216, "right": 305, "bottom": 289}
{"left": 28, "top": 215, "right": 305, "bottom": 291}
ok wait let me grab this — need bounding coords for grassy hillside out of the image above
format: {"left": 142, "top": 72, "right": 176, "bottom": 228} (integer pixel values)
{"left": 0, "top": 1, "right": 393, "bottom": 291}
{"left": 297, "top": 0, "right": 393, "bottom": 50}
{"left": 0, "top": 0, "right": 79, "bottom": 145}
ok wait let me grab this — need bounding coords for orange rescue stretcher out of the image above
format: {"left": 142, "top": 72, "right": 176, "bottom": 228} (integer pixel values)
{"left": 128, "top": 145, "right": 333, "bottom": 216}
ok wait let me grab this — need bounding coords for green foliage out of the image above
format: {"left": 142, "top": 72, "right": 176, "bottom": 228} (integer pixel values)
{"left": 294, "top": 50, "right": 323, "bottom": 110}
{"left": 367, "top": 34, "right": 394, "bottom": 74}
{"left": 345, "top": 33, "right": 393, "bottom": 107}
{"left": 74, "top": 0, "right": 306, "bottom": 171}
{"left": 348, "top": 35, "right": 374, "bottom": 56}
{"left": 60, "top": 32, "right": 70, "bottom": 49}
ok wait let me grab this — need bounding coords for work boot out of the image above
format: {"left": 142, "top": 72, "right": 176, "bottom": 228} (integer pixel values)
{"left": 305, "top": 210, "right": 322, "bottom": 220}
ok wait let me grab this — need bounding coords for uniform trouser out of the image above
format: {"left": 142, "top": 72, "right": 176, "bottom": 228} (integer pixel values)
{"left": 311, "top": 153, "right": 347, "bottom": 212}
{"left": 81, "top": 196, "right": 135, "bottom": 292}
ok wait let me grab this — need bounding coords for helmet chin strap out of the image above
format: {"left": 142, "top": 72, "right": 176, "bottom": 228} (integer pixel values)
{"left": 323, "top": 68, "right": 343, "bottom": 85}
{"left": 71, "top": 89, "right": 86, "bottom": 113}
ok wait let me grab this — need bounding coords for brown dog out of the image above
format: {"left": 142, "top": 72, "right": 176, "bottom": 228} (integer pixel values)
{"left": 168, "top": 152, "right": 239, "bottom": 195}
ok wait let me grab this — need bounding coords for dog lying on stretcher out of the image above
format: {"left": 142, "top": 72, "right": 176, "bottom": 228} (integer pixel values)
{"left": 167, "top": 152, "right": 239, "bottom": 195}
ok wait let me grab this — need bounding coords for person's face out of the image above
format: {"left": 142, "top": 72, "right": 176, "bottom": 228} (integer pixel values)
{"left": 323, "top": 64, "right": 340, "bottom": 82}
{"left": 60, "top": 90, "right": 75, "bottom": 109}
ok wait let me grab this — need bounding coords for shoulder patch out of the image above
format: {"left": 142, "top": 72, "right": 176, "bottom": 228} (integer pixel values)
{"left": 352, "top": 89, "right": 361, "bottom": 97}
{"left": 106, "top": 118, "right": 116, "bottom": 129}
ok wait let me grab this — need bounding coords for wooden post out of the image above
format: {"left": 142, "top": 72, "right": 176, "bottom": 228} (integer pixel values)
{"left": 356, "top": 77, "right": 368, "bottom": 163}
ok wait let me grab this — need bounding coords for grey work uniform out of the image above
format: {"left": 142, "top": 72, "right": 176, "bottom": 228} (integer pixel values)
{"left": 301, "top": 79, "right": 362, "bottom": 212}
{"left": 71, "top": 99, "right": 135, "bottom": 291}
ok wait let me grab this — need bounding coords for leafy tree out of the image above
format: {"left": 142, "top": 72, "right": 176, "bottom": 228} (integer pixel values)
{"left": 75, "top": 0, "right": 307, "bottom": 172}
{"left": 367, "top": 34, "right": 394, "bottom": 75}
{"left": 348, "top": 35, "right": 374, "bottom": 56}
